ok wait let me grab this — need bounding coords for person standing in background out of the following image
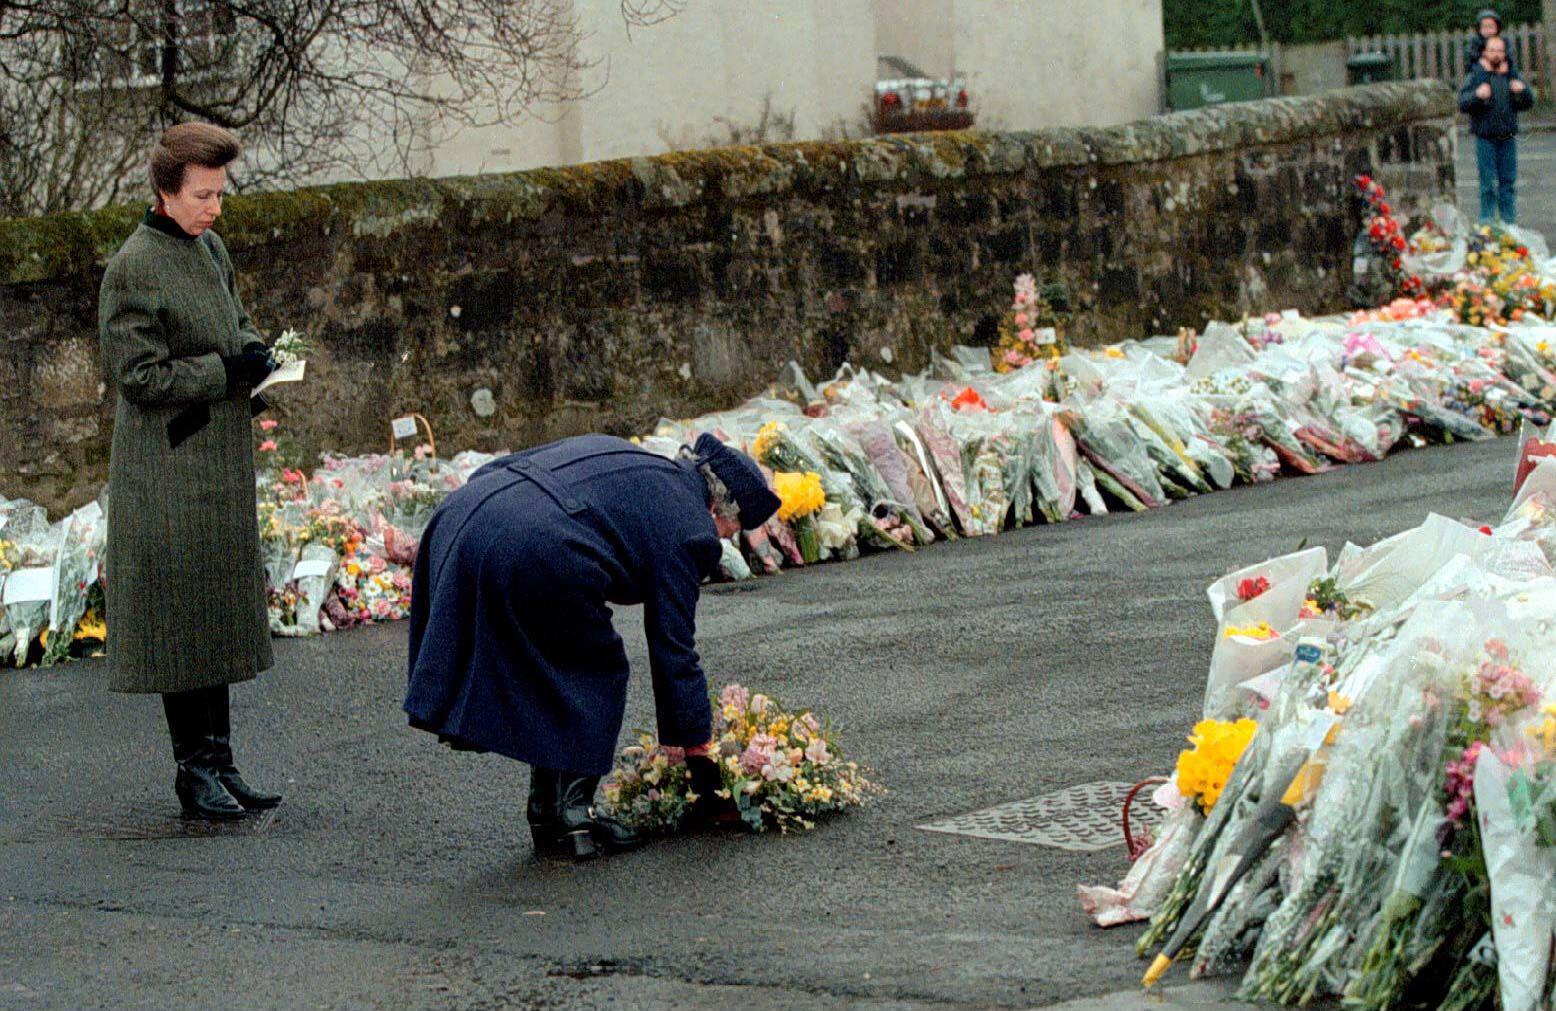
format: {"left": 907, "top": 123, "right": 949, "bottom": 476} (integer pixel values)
{"left": 1459, "top": 35, "right": 1534, "bottom": 225}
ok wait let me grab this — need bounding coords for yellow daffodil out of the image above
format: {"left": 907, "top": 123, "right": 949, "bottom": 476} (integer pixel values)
{"left": 771, "top": 471, "right": 825, "bottom": 521}
{"left": 1175, "top": 718, "right": 1258, "bottom": 812}
{"left": 751, "top": 421, "right": 785, "bottom": 462}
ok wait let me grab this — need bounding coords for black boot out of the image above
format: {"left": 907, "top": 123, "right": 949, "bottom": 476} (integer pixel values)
{"left": 527, "top": 769, "right": 643, "bottom": 861}
{"left": 205, "top": 685, "right": 281, "bottom": 811}
{"left": 163, "top": 690, "right": 246, "bottom": 821}
{"left": 527, "top": 768, "right": 597, "bottom": 861}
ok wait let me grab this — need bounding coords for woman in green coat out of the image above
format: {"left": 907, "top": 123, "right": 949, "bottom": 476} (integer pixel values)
{"left": 99, "top": 123, "right": 282, "bottom": 820}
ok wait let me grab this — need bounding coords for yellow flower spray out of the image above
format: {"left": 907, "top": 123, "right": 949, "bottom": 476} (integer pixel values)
{"left": 772, "top": 471, "right": 826, "bottom": 563}
{"left": 1174, "top": 718, "right": 1258, "bottom": 813}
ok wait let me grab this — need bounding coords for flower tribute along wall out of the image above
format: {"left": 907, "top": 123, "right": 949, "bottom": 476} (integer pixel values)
{"left": 1, "top": 81, "right": 1454, "bottom": 517}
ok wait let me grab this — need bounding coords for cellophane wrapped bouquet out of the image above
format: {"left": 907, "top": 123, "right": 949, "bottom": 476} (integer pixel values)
{"left": 602, "top": 684, "right": 877, "bottom": 833}
{"left": 1095, "top": 462, "right": 1556, "bottom": 1011}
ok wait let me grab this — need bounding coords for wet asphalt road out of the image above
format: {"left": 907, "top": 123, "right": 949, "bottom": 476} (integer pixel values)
{"left": 0, "top": 435, "right": 1516, "bottom": 1010}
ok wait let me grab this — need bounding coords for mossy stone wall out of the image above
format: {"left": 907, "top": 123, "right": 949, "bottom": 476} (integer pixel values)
{"left": 0, "top": 81, "right": 1456, "bottom": 515}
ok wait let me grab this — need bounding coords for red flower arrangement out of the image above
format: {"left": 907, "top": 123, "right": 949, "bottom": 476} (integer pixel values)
{"left": 949, "top": 386, "right": 990, "bottom": 413}
{"left": 1355, "top": 175, "right": 1424, "bottom": 300}
{"left": 1236, "top": 575, "right": 1271, "bottom": 602}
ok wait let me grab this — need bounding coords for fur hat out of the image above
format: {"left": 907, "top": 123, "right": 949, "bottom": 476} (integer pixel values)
{"left": 693, "top": 433, "right": 781, "bottom": 529}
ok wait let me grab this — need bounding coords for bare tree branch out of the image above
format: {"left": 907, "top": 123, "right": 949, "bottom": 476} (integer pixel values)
{"left": 0, "top": 0, "right": 678, "bottom": 216}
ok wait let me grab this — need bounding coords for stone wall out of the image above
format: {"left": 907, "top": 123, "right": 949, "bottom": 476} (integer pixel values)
{"left": 0, "top": 81, "right": 1455, "bottom": 516}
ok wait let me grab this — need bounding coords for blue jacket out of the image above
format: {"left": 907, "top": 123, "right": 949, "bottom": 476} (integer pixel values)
{"left": 403, "top": 435, "right": 722, "bottom": 774}
{"left": 1460, "top": 63, "right": 1534, "bottom": 139}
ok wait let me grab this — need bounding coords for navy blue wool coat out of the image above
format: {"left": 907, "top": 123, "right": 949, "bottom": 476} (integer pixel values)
{"left": 404, "top": 436, "right": 723, "bottom": 774}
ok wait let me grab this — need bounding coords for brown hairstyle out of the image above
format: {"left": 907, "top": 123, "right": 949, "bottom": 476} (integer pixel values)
{"left": 149, "top": 122, "right": 241, "bottom": 199}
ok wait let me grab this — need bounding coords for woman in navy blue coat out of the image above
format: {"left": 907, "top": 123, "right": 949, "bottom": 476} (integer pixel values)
{"left": 404, "top": 433, "right": 779, "bottom": 860}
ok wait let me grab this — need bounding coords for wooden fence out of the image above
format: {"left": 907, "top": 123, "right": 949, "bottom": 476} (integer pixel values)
{"left": 1171, "top": 22, "right": 1547, "bottom": 100}
{"left": 1346, "top": 23, "right": 1546, "bottom": 87}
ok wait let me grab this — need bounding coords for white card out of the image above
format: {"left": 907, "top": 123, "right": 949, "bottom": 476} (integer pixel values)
{"left": 391, "top": 416, "right": 419, "bottom": 439}
{"left": 292, "top": 557, "right": 333, "bottom": 580}
{"left": 253, "top": 358, "right": 306, "bottom": 397}
{"left": 2, "top": 566, "right": 54, "bottom": 605}
{"left": 1034, "top": 327, "right": 1057, "bottom": 345}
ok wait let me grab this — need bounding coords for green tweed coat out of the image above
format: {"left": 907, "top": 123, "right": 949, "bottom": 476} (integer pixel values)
{"left": 98, "top": 219, "right": 273, "bottom": 693}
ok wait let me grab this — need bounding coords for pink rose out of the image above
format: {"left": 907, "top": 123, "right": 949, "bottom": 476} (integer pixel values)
{"left": 258, "top": 419, "right": 279, "bottom": 432}
{"left": 1018, "top": 328, "right": 1035, "bottom": 342}
{"left": 1013, "top": 312, "right": 1029, "bottom": 327}
{"left": 258, "top": 440, "right": 278, "bottom": 452}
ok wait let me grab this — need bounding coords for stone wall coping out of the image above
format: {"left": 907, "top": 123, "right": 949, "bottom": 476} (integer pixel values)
{"left": 0, "top": 80, "right": 1453, "bottom": 286}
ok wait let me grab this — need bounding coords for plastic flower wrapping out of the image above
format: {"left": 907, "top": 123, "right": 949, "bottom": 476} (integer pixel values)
{"left": 1081, "top": 455, "right": 1556, "bottom": 1011}
{"left": 601, "top": 684, "right": 876, "bottom": 833}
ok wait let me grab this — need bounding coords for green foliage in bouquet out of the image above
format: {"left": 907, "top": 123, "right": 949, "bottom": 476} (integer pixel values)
{"left": 1305, "top": 576, "right": 1373, "bottom": 621}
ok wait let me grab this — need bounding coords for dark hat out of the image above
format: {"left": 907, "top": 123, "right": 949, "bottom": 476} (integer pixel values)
{"left": 1476, "top": 8, "right": 1502, "bottom": 29}
{"left": 693, "top": 432, "right": 781, "bottom": 529}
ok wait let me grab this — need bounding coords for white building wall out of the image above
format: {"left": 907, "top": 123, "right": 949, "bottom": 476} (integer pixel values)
{"left": 948, "top": 0, "right": 1163, "bottom": 131}
{"left": 422, "top": 0, "right": 875, "bottom": 179}
{"left": 874, "top": 0, "right": 956, "bottom": 78}
{"left": 412, "top": 0, "right": 1163, "bottom": 181}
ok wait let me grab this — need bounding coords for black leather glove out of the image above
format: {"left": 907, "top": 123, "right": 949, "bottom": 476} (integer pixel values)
{"left": 222, "top": 348, "right": 275, "bottom": 392}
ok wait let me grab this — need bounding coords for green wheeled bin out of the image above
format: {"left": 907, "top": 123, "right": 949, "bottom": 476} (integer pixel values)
{"left": 1166, "top": 51, "right": 1270, "bottom": 111}
{"left": 1346, "top": 51, "right": 1396, "bottom": 86}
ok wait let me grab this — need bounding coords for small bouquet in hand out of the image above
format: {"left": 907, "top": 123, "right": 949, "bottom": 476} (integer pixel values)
{"left": 271, "top": 327, "right": 312, "bottom": 368}
{"left": 253, "top": 327, "right": 312, "bottom": 397}
{"left": 602, "top": 683, "right": 877, "bottom": 833}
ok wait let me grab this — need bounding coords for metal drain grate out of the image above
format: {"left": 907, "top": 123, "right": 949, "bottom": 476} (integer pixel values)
{"left": 917, "top": 781, "right": 1163, "bottom": 852}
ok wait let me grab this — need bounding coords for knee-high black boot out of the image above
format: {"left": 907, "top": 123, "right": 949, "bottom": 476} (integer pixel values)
{"left": 162, "top": 689, "right": 246, "bottom": 820}
{"left": 204, "top": 685, "right": 281, "bottom": 811}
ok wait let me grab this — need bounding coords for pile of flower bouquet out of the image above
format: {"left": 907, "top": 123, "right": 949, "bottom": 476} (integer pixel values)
{"left": 12, "top": 241, "right": 1556, "bottom": 665}
{"left": 1083, "top": 456, "right": 1556, "bottom": 1011}
{"left": 1407, "top": 214, "right": 1556, "bottom": 327}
